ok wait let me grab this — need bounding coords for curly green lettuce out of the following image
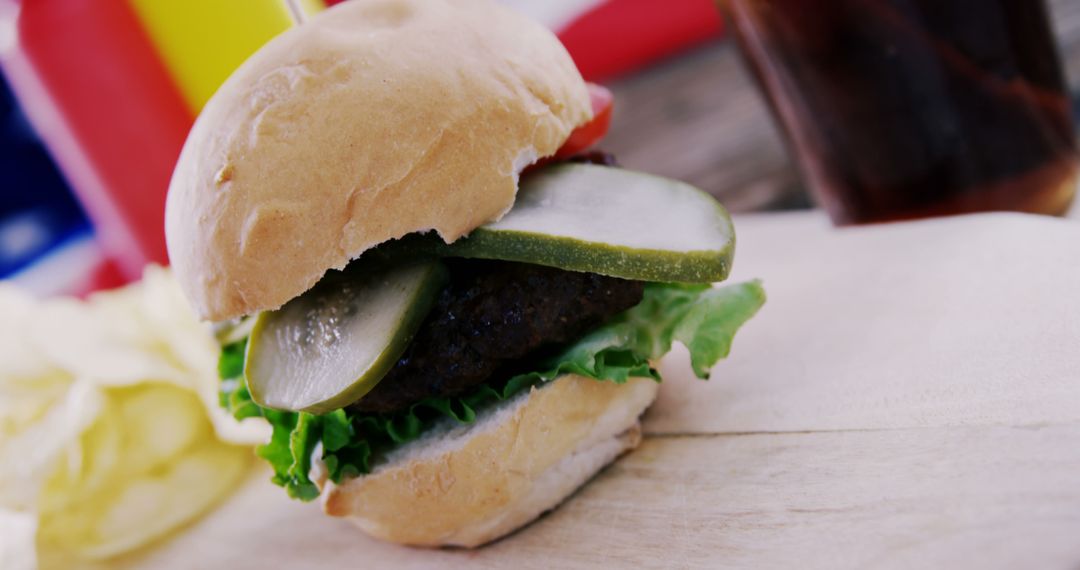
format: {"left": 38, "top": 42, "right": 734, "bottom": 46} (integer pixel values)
{"left": 219, "top": 280, "right": 765, "bottom": 501}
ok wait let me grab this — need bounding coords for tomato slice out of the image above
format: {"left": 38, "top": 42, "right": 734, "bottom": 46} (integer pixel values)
{"left": 554, "top": 83, "right": 614, "bottom": 159}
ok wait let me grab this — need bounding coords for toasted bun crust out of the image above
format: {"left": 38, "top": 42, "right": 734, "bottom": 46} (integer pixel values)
{"left": 315, "top": 374, "right": 659, "bottom": 547}
{"left": 165, "top": 0, "right": 591, "bottom": 321}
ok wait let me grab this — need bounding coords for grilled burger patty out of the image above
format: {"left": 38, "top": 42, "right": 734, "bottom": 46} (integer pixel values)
{"left": 352, "top": 259, "right": 645, "bottom": 414}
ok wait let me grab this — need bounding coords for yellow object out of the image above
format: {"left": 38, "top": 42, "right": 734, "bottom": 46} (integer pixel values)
{"left": 0, "top": 267, "right": 267, "bottom": 567}
{"left": 128, "top": 0, "right": 326, "bottom": 113}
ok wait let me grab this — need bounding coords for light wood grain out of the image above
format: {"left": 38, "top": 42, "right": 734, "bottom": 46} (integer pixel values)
{"left": 110, "top": 212, "right": 1080, "bottom": 570}
{"left": 117, "top": 424, "right": 1080, "bottom": 570}
{"left": 648, "top": 212, "right": 1080, "bottom": 435}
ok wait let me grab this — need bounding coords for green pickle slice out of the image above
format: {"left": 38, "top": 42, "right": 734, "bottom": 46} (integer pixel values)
{"left": 245, "top": 260, "right": 447, "bottom": 414}
{"left": 246, "top": 164, "right": 734, "bottom": 413}
{"left": 438, "top": 163, "right": 735, "bottom": 283}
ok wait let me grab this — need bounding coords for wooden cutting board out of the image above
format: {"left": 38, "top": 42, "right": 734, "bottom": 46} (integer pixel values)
{"left": 115, "top": 212, "right": 1080, "bottom": 570}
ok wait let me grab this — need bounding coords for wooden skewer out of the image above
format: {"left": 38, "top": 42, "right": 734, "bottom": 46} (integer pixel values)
{"left": 284, "top": 0, "right": 307, "bottom": 25}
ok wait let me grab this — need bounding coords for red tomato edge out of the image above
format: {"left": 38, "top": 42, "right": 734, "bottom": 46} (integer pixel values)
{"left": 553, "top": 83, "right": 614, "bottom": 159}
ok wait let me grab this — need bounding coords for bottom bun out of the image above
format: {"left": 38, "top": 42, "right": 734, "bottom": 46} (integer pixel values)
{"left": 316, "top": 374, "right": 659, "bottom": 547}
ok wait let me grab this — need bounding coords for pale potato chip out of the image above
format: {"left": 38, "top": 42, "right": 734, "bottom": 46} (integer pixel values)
{"left": 0, "top": 371, "right": 70, "bottom": 440}
{"left": 0, "top": 267, "right": 261, "bottom": 564}
{"left": 38, "top": 439, "right": 249, "bottom": 561}
{"left": 133, "top": 267, "right": 270, "bottom": 445}
{"left": 0, "top": 286, "right": 53, "bottom": 382}
{"left": 38, "top": 389, "right": 122, "bottom": 516}
{"left": 29, "top": 301, "right": 189, "bottom": 389}
{"left": 0, "top": 509, "right": 37, "bottom": 570}
{"left": 136, "top": 266, "right": 219, "bottom": 374}
{"left": 32, "top": 385, "right": 252, "bottom": 563}
{"left": 0, "top": 380, "right": 106, "bottom": 511}
{"left": 86, "top": 442, "right": 247, "bottom": 560}
{"left": 0, "top": 287, "right": 64, "bottom": 438}
{"left": 112, "top": 385, "right": 207, "bottom": 477}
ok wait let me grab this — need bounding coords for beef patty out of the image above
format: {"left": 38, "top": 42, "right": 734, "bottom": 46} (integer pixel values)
{"left": 351, "top": 259, "right": 644, "bottom": 414}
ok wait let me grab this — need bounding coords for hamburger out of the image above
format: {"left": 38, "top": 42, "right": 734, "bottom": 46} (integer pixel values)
{"left": 165, "top": 0, "right": 764, "bottom": 548}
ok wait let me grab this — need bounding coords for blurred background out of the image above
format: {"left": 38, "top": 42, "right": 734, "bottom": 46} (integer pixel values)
{"left": 2, "top": 0, "right": 1079, "bottom": 296}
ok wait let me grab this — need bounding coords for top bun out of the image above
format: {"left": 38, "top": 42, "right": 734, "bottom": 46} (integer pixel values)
{"left": 165, "top": 0, "right": 591, "bottom": 321}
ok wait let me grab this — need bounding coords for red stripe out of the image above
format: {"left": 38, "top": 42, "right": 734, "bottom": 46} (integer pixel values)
{"left": 18, "top": 0, "right": 194, "bottom": 278}
{"left": 557, "top": 0, "right": 725, "bottom": 82}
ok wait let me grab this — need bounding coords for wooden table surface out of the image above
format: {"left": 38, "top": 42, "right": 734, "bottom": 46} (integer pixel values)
{"left": 604, "top": 0, "right": 1080, "bottom": 213}
{"left": 119, "top": 212, "right": 1080, "bottom": 570}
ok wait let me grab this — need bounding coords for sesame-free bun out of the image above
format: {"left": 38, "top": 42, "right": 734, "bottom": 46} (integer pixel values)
{"left": 315, "top": 374, "right": 659, "bottom": 547}
{"left": 165, "top": 0, "right": 591, "bottom": 321}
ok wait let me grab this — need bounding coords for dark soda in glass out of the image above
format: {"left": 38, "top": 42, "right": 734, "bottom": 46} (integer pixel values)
{"left": 725, "top": 0, "right": 1078, "bottom": 224}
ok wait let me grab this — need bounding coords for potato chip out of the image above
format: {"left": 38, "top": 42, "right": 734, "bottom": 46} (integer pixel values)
{"left": 0, "top": 509, "right": 37, "bottom": 570}
{"left": 0, "top": 379, "right": 106, "bottom": 511}
{"left": 113, "top": 385, "right": 208, "bottom": 475}
{"left": 0, "top": 267, "right": 260, "bottom": 565}
{"left": 136, "top": 267, "right": 270, "bottom": 445}
{"left": 30, "top": 300, "right": 189, "bottom": 389}
{"left": 0, "top": 287, "right": 52, "bottom": 382}
{"left": 36, "top": 388, "right": 250, "bottom": 561}
{"left": 38, "top": 389, "right": 122, "bottom": 516}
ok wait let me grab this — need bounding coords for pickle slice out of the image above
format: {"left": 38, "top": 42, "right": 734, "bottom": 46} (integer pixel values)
{"left": 245, "top": 261, "right": 446, "bottom": 413}
{"left": 432, "top": 164, "right": 735, "bottom": 283}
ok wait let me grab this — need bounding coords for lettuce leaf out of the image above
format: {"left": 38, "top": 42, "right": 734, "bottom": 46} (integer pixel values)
{"left": 220, "top": 280, "right": 765, "bottom": 501}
